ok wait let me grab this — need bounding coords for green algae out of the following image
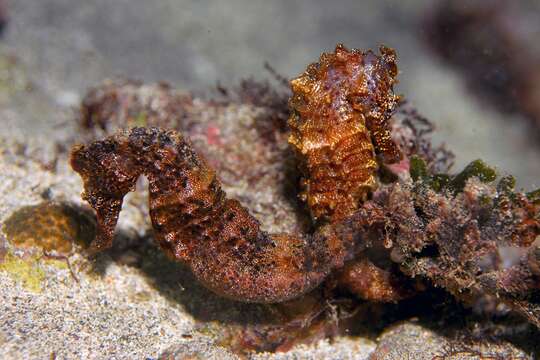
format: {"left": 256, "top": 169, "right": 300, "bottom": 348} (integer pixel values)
{"left": 430, "top": 174, "right": 451, "bottom": 192}
{"left": 2, "top": 201, "right": 95, "bottom": 254}
{"left": 527, "top": 188, "right": 540, "bottom": 204}
{"left": 44, "top": 258, "right": 70, "bottom": 271}
{"left": 410, "top": 157, "right": 497, "bottom": 194}
{"left": 0, "top": 252, "right": 45, "bottom": 292}
{"left": 497, "top": 175, "right": 516, "bottom": 194}
{"left": 449, "top": 159, "right": 497, "bottom": 193}
{"left": 409, "top": 155, "right": 429, "bottom": 182}
{"left": 0, "top": 252, "right": 74, "bottom": 292}
{"left": 409, "top": 156, "right": 450, "bottom": 192}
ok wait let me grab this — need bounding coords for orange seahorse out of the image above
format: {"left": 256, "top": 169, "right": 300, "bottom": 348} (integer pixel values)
{"left": 288, "top": 44, "right": 401, "bottom": 222}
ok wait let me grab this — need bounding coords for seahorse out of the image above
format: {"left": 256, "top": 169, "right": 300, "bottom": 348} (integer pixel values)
{"left": 71, "top": 127, "right": 358, "bottom": 303}
{"left": 288, "top": 44, "right": 401, "bottom": 222}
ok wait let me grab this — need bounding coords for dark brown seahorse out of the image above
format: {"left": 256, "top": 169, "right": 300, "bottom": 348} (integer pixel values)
{"left": 288, "top": 44, "right": 401, "bottom": 222}
{"left": 71, "top": 127, "right": 360, "bottom": 303}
